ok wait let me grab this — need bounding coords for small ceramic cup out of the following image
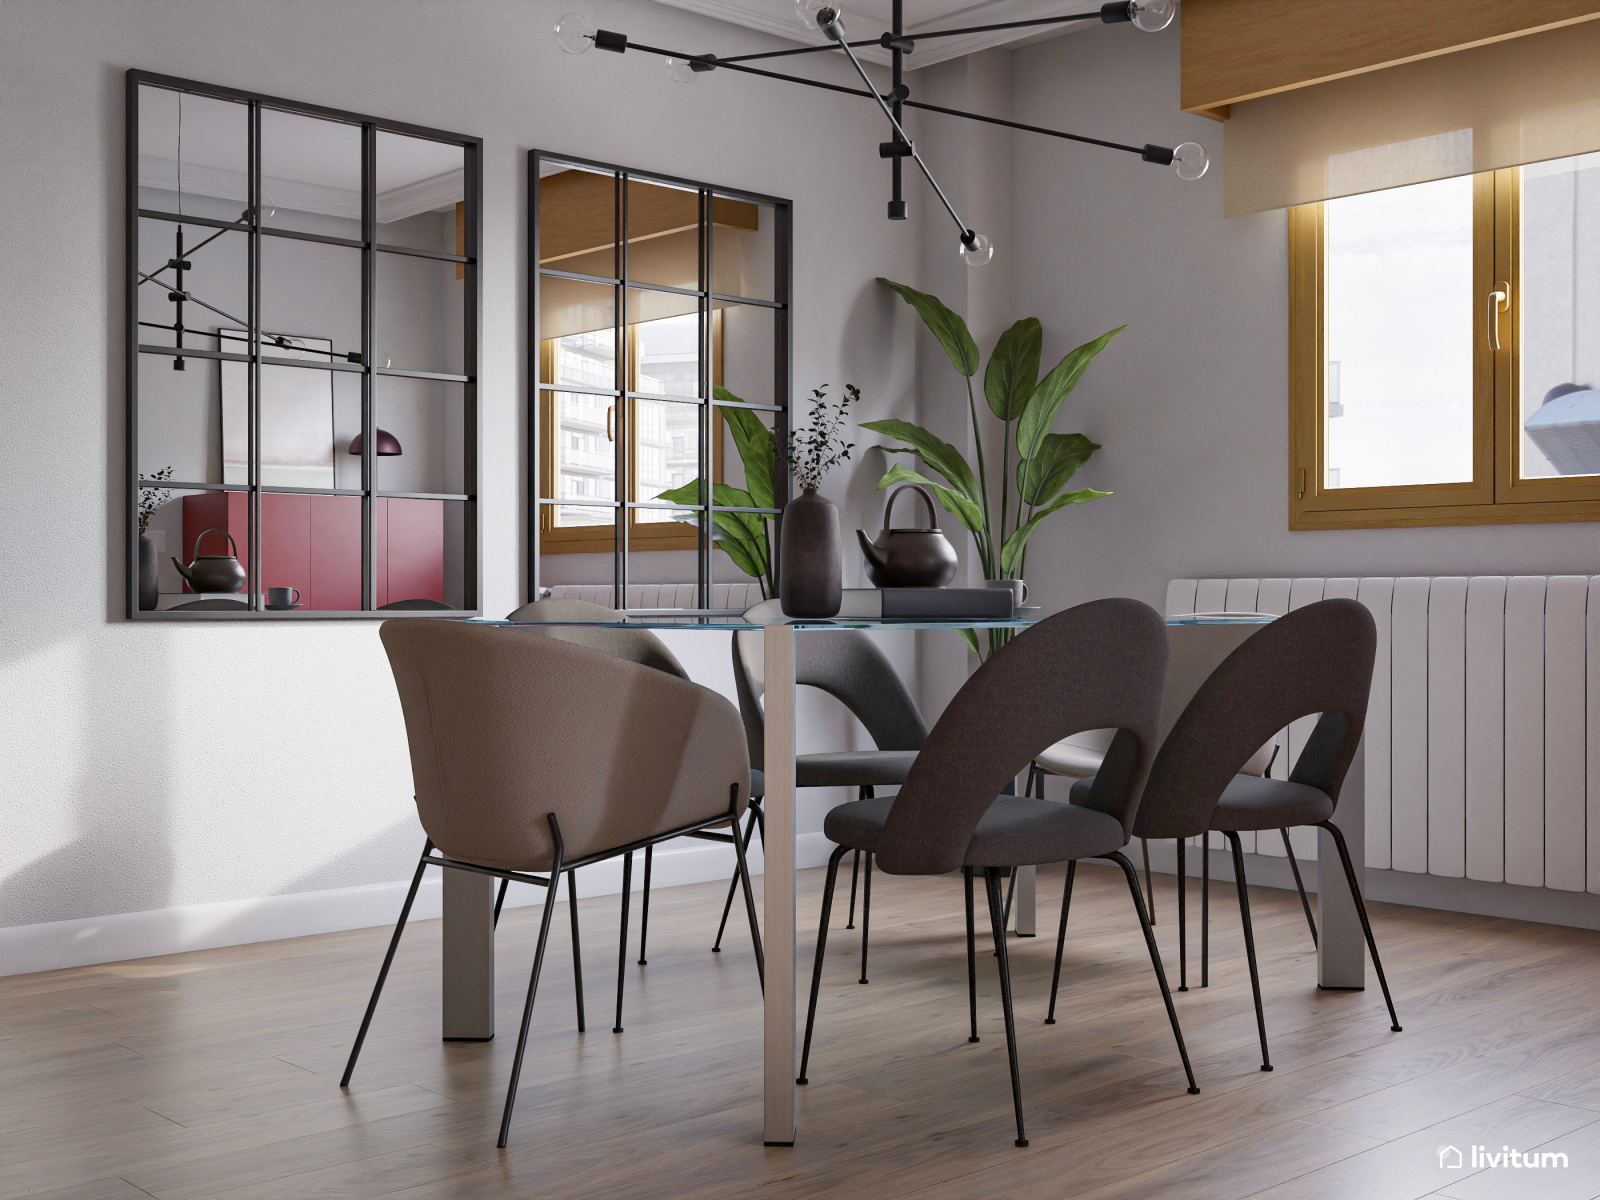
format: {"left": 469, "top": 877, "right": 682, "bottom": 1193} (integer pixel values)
{"left": 984, "top": 579, "right": 1028, "bottom": 609}
{"left": 266, "top": 586, "right": 302, "bottom": 610}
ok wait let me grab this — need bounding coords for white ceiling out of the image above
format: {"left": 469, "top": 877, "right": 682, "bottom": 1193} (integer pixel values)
{"left": 648, "top": 0, "right": 1096, "bottom": 69}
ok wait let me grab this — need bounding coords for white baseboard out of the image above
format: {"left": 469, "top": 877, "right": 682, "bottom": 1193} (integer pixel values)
{"left": 0, "top": 831, "right": 839, "bottom": 978}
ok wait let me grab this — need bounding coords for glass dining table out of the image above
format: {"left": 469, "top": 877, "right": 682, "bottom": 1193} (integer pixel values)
{"left": 454, "top": 611, "right": 1369, "bottom": 1146}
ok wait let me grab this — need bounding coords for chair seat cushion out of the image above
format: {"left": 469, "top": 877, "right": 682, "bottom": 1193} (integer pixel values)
{"left": 750, "top": 768, "right": 764, "bottom": 798}
{"left": 1210, "top": 774, "right": 1334, "bottom": 832}
{"left": 1035, "top": 739, "right": 1107, "bottom": 779}
{"left": 797, "top": 750, "right": 917, "bottom": 788}
{"left": 823, "top": 793, "right": 1126, "bottom": 868}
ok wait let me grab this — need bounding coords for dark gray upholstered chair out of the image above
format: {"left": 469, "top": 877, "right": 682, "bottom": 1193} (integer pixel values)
{"left": 344, "top": 619, "right": 761, "bottom": 1146}
{"left": 799, "top": 599, "right": 1197, "bottom": 1148}
{"left": 730, "top": 598, "right": 928, "bottom": 982}
{"left": 505, "top": 597, "right": 755, "bottom": 1034}
{"left": 378, "top": 597, "right": 454, "bottom": 610}
{"left": 1058, "top": 598, "right": 1399, "bottom": 1075}
{"left": 167, "top": 598, "right": 249, "bottom": 610}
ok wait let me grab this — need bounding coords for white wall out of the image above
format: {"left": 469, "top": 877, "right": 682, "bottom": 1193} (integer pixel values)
{"left": 0, "top": 0, "right": 922, "bottom": 969}
{"left": 1003, "top": 25, "right": 1600, "bottom": 616}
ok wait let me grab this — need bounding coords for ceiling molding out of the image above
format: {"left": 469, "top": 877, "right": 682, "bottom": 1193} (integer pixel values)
{"left": 647, "top": 0, "right": 1090, "bottom": 71}
{"left": 140, "top": 157, "right": 461, "bottom": 223}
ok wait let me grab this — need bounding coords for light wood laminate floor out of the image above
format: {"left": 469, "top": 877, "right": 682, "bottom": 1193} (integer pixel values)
{"left": 6, "top": 862, "right": 1600, "bottom": 1199}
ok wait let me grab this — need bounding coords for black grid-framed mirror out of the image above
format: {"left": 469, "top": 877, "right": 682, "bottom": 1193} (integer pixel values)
{"left": 126, "top": 70, "right": 481, "bottom": 619}
{"left": 529, "top": 150, "right": 792, "bottom": 611}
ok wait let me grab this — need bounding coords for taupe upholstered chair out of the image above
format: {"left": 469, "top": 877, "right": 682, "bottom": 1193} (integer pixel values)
{"left": 506, "top": 597, "right": 730, "bottom": 1035}
{"left": 730, "top": 598, "right": 928, "bottom": 983}
{"left": 1058, "top": 598, "right": 1398, "bottom": 1075}
{"left": 799, "top": 599, "right": 1197, "bottom": 1148}
{"left": 341, "top": 619, "right": 761, "bottom": 1147}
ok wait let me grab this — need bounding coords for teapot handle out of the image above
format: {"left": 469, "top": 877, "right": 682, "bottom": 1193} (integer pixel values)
{"left": 884, "top": 483, "right": 940, "bottom": 531}
{"left": 191, "top": 527, "right": 240, "bottom": 561}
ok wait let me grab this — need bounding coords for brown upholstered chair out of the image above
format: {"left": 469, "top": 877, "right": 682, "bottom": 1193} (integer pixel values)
{"left": 729, "top": 599, "right": 928, "bottom": 983}
{"left": 340, "top": 618, "right": 762, "bottom": 1147}
{"left": 798, "top": 599, "right": 1197, "bottom": 1148}
{"left": 1057, "top": 598, "right": 1399, "bottom": 1075}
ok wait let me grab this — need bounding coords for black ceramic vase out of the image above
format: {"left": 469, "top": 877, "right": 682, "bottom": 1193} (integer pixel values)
{"left": 138, "top": 533, "right": 159, "bottom": 611}
{"left": 779, "top": 488, "right": 842, "bottom": 617}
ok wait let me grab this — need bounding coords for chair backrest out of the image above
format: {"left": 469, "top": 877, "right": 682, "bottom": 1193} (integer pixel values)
{"left": 506, "top": 596, "right": 689, "bottom": 680}
{"left": 1132, "top": 598, "right": 1376, "bottom": 840}
{"left": 381, "top": 619, "right": 749, "bottom": 872}
{"left": 379, "top": 598, "right": 454, "bottom": 610}
{"left": 731, "top": 599, "right": 929, "bottom": 770}
{"left": 873, "top": 598, "right": 1168, "bottom": 875}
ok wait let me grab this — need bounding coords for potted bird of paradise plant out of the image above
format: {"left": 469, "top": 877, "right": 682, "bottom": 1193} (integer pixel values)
{"left": 864, "top": 278, "right": 1121, "bottom": 655}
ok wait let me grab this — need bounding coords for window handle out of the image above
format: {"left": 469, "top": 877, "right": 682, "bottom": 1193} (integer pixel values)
{"left": 606, "top": 405, "right": 614, "bottom": 442}
{"left": 1488, "top": 282, "right": 1510, "bottom": 351}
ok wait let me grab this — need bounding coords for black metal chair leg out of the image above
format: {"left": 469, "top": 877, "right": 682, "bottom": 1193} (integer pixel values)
{"left": 731, "top": 794, "right": 765, "bottom": 990}
{"left": 341, "top": 840, "right": 432, "bottom": 1087}
{"left": 798, "top": 845, "right": 848, "bottom": 1084}
{"left": 1142, "top": 837, "right": 1156, "bottom": 925}
{"left": 845, "top": 849, "right": 861, "bottom": 929}
{"left": 711, "top": 805, "right": 760, "bottom": 953}
{"left": 1225, "top": 831, "right": 1272, "bottom": 1071}
{"left": 964, "top": 867, "right": 980, "bottom": 1042}
{"left": 567, "top": 869, "right": 585, "bottom": 1033}
{"left": 497, "top": 815, "right": 564, "bottom": 1149}
{"left": 493, "top": 878, "right": 508, "bottom": 928}
{"left": 613, "top": 851, "right": 632, "bottom": 1034}
{"left": 1002, "top": 867, "right": 1017, "bottom": 935}
{"left": 1044, "top": 860, "right": 1077, "bottom": 1024}
{"left": 1201, "top": 837, "right": 1209, "bottom": 988}
{"left": 1281, "top": 828, "right": 1319, "bottom": 949}
{"left": 858, "top": 852, "right": 872, "bottom": 984}
{"left": 1318, "top": 820, "right": 1402, "bottom": 1032}
{"left": 984, "top": 868, "right": 1029, "bottom": 1148}
{"left": 1177, "top": 838, "right": 1188, "bottom": 991}
{"left": 1107, "top": 850, "right": 1200, "bottom": 1094}
{"left": 637, "top": 845, "right": 653, "bottom": 965}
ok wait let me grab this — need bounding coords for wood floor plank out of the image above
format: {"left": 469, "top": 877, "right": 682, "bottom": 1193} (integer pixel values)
{"left": 5, "top": 864, "right": 1600, "bottom": 1200}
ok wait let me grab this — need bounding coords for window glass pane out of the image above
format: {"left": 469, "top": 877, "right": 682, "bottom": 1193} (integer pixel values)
{"left": 260, "top": 108, "right": 361, "bottom": 237}
{"left": 625, "top": 177, "right": 701, "bottom": 291}
{"left": 547, "top": 390, "right": 617, "bottom": 523}
{"left": 537, "top": 512, "right": 615, "bottom": 608}
{"left": 137, "top": 85, "right": 248, "bottom": 224}
{"left": 256, "top": 492, "right": 363, "bottom": 611}
{"left": 719, "top": 302, "right": 777, "bottom": 407}
{"left": 1520, "top": 153, "right": 1600, "bottom": 479}
{"left": 137, "top": 217, "right": 248, "bottom": 357}
{"left": 375, "top": 377, "right": 464, "bottom": 495}
{"left": 376, "top": 131, "right": 464, "bottom": 252}
{"left": 375, "top": 497, "right": 464, "bottom": 611}
{"left": 541, "top": 279, "right": 616, "bottom": 384}
{"left": 219, "top": 342, "right": 343, "bottom": 489}
{"left": 633, "top": 310, "right": 701, "bottom": 399}
{"left": 635, "top": 398, "right": 703, "bottom": 521}
{"left": 140, "top": 487, "right": 239, "bottom": 608}
{"left": 376, "top": 250, "right": 464, "bottom": 377}
{"left": 137, "top": 342, "right": 225, "bottom": 486}
{"left": 539, "top": 164, "right": 618, "bottom": 278}
{"left": 1324, "top": 176, "right": 1475, "bottom": 489}
{"left": 712, "top": 196, "right": 775, "bottom": 301}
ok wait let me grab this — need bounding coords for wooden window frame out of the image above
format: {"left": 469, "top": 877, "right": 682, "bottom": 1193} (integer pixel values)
{"left": 1289, "top": 167, "right": 1600, "bottom": 529}
{"left": 538, "top": 314, "right": 726, "bottom": 554}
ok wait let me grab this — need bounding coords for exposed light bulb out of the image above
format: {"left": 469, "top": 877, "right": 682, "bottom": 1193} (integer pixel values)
{"left": 260, "top": 193, "right": 277, "bottom": 221}
{"left": 1128, "top": 0, "right": 1176, "bottom": 32}
{"left": 665, "top": 57, "right": 699, "bottom": 84}
{"left": 795, "top": 0, "right": 842, "bottom": 34}
{"left": 959, "top": 232, "right": 993, "bottom": 267}
{"left": 554, "top": 13, "right": 595, "bottom": 54}
{"left": 1172, "top": 141, "right": 1209, "bottom": 181}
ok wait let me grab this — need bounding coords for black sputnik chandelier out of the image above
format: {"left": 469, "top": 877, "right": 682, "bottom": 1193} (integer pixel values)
{"left": 553, "top": 0, "right": 1206, "bottom": 267}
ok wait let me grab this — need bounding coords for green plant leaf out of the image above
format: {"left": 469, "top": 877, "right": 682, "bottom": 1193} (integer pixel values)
{"left": 998, "top": 487, "right": 1109, "bottom": 575}
{"left": 984, "top": 317, "right": 1042, "bottom": 420}
{"left": 712, "top": 520, "right": 765, "bottom": 579}
{"left": 654, "top": 480, "right": 704, "bottom": 507}
{"left": 859, "top": 418, "right": 980, "bottom": 501}
{"left": 1017, "top": 432, "right": 1100, "bottom": 506}
{"left": 877, "top": 278, "right": 979, "bottom": 378}
{"left": 876, "top": 462, "right": 983, "bottom": 532}
{"left": 715, "top": 387, "right": 777, "bottom": 510}
{"left": 1016, "top": 326, "right": 1126, "bottom": 464}
{"left": 957, "top": 627, "right": 980, "bottom": 656}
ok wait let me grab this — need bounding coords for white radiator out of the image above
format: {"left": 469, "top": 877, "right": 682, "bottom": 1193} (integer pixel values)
{"left": 1167, "top": 576, "right": 1599, "bottom": 892}
{"left": 545, "top": 582, "right": 763, "bottom": 611}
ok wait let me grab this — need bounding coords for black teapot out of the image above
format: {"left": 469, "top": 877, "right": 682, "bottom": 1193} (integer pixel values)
{"left": 857, "top": 484, "right": 958, "bottom": 588}
{"left": 172, "top": 528, "right": 247, "bottom": 594}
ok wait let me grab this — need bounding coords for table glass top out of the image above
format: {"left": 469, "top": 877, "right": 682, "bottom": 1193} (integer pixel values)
{"left": 474, "top": 611, "right": 1278, "bottom": 632}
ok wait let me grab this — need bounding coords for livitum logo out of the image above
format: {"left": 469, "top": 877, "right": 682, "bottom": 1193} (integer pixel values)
{"left": 1437, "top": 1144, "right": 1569, "bottom": 1170}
